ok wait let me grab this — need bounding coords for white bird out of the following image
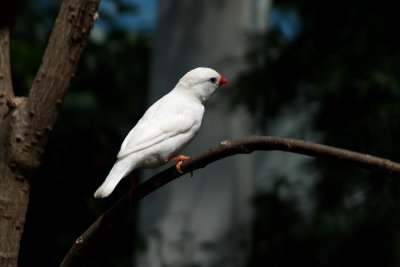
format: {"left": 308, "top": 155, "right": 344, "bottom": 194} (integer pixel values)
{"left": 94, "top": 67, "right": 228, "bottom": 198}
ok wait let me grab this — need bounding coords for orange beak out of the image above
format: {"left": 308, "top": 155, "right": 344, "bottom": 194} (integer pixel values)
{"left": 219, "top": 74, "right": 228, "bottom": 86}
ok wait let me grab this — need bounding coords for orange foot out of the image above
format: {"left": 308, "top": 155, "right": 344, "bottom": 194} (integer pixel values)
{"left": 171, "top": 155, "right": 190, "bottom": 174}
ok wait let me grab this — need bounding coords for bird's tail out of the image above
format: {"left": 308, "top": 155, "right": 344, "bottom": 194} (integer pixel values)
{"left": 94, "top": 157, "right": 136, "bottom": 198}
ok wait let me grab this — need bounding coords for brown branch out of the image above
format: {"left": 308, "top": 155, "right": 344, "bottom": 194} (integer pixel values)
{"left": 9, "top": 0, "right": 100, "bottom": 172}
{"left": 60, "top": 135, "right": 400, "bottom": 266}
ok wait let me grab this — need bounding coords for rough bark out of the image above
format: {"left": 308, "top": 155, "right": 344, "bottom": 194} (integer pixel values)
{"left": 0, "top": 26, "right": 29, "bottom": 267}
{"left": 0, "top": 0, "right": 99, "bottom": 265}
{"left": 60, "top": 135, "right": 400, "bottom": 267}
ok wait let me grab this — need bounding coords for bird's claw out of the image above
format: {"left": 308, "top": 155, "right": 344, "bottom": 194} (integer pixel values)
{"left": 175, "top": 161, "right": 184, "bottom": 174}
{"left": 171, "top": 155, "right": 191, "bottom": 175}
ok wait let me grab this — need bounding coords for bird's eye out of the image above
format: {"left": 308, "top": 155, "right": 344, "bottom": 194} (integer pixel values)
{"left": 209, "top": 77, "right": 217, "bottom": 83}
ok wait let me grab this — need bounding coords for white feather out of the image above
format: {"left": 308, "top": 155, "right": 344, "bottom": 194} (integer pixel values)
{"left": 93, "top": 156, "right": 138, "bottom": 198}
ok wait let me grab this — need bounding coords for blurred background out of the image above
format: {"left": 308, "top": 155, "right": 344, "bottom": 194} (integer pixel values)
{"left": 11, "top": 0, "right": 400, "bottom": 266}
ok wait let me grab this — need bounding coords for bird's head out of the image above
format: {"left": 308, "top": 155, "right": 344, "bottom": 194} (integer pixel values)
{"left": 177, "top": 67, "right": 228, "bottom": 104}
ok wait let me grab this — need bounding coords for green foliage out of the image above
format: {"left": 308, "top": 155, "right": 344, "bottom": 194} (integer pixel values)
{"left": 235, "top": 1, "right": 400, "bottom": 266}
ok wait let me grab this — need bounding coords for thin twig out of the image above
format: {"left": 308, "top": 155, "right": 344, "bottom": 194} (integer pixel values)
{"left": 60, "top": 135, "right": 400, "bottom": 266}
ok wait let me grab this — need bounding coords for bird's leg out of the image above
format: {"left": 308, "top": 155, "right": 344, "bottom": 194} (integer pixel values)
{"left": 170, "top": 155, "right": 190, "bottom": 175}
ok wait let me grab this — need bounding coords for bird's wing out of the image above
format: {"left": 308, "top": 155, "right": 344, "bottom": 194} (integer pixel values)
{"left": 117, "top": 98, "right": 199, "bottom": 159}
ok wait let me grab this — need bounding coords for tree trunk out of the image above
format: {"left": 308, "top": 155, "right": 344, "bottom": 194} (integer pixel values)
{"left": 0, "top": 26, "right": 29, "bottom": 267}
{"left": 0, "top": 152, "right": 30, "bottom": 266}
{"left": 0, "top": 0, "right": 99, "bottom": 264}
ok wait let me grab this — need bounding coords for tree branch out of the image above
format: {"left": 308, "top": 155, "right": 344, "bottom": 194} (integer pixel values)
{"left": 28, "top": 0, "right": 99, "bottom": 110}
{"left": 60, "top": 135, "right": 400, "bottom": 266}
{"left": 9, "top": 0, "right": 100, "bottom": 172}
